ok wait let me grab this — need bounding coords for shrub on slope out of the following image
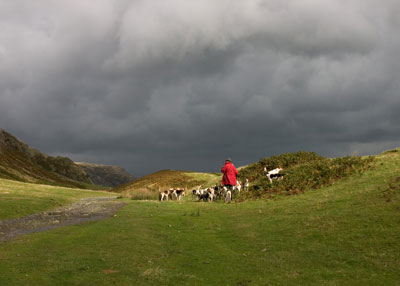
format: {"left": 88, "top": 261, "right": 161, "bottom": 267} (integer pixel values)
{"left": 239, "top": 151, "right": 324, "bottom": 184}
{"left": 238, "top": 151, "right": 373, "bottom": 199}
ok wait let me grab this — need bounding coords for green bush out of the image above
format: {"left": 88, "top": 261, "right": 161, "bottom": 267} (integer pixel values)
{"left": 239, "top": 151, "right": 324, "bottom": 185}
{"left": 382, "top": 148, "right": 400, "bottom": 155}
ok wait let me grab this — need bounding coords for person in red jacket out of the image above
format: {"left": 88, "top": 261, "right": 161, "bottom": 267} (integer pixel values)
{"left": 221, "top": 158, "right": 238, "bottom": 189}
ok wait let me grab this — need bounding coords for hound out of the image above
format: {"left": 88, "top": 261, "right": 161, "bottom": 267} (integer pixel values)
{"left": 192, "top": 187, "right": 206, "bottom": 201}
{"left": 206, "top": 187, "right": 215, "bottom": 201}
{"left": 192, "top": 189, "right": 199, "bottom": 200}
{"left": 191, "top": 186, "right": 216, "bottom": 202}
{"left": 198, "top": 192, "right": 210, "bottom": 202}
{"left": 244, "top": 178, "right": 250, "bottom": 191}
{"left": 192, "top": 186, "right": 203, "bottom": 201}
{"left": 213, "top": 185, "right": 222, "bottom": 200}
{"left": 265, "top": 167, "right": 284, "bottom": 183}
{"left": 220, "top": 186, "right": 232, "bottom": 203}
{"left": 175, "top": 189, "right": 185, "bottom": 200}
{"left": 196, "top": 187, "right": 215, "bottom": 202}
{"left": 233, "top": 181, "right": 242, "bottom": 193}
{"left": 160, "top": 189, "right": 171, "bottom": 201}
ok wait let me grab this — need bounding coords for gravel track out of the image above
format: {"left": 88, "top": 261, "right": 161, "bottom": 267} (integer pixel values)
{"left": 0, "top": 196, "right": 125, "bottom": 242}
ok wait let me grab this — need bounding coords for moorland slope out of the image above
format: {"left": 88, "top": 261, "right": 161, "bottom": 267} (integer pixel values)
{"left": 0, "top": 129, "right": 136, "bottom": 189}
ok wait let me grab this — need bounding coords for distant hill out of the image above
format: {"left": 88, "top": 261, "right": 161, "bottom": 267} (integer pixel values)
{"left": 75, "top": 162, "right": 136, "bottom": 187}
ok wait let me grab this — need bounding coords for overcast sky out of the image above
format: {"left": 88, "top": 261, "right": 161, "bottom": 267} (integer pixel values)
{"left": 1, "top": 0, "right": 399, "bottom": 176}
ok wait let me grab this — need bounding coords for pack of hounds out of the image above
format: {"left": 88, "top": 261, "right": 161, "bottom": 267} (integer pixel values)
{"left": 159, "top": 179, "right": 250, "bottom": 203}
{"left": 190, "top": 180, "right": 248, "bottom": 203}
{"left": 159, "top": 167, "right": 285, "bottom": 202}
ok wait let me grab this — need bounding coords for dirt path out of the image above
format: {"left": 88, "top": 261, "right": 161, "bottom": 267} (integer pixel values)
{"left": 0, "top": 197, "right": 126, "bottom": 242}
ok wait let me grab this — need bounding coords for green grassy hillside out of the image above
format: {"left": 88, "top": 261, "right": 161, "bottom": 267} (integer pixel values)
{"left": 238, "top": 151, "right": 374, "bottom": 199}
{"left": 0, "top": 150, "right": 399, "bottom": 285}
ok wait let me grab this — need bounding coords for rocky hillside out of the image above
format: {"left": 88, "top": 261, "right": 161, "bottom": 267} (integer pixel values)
{"left": 75, "top": 162, "right": 136, "bottom": 187}
{"left": 0, "top": 129, "right": 93, "bottom": 188}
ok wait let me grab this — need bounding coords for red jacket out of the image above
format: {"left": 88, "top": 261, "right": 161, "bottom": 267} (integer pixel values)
{"left": 221, "top": 161, "right": 238, "bottom": 186}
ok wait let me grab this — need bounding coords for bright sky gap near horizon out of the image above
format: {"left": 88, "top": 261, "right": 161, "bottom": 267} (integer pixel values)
{"left": 1, "top": 1, "right": 399, "bottom": 176}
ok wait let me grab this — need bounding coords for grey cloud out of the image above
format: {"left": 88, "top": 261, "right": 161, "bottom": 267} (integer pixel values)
{"left": 0, "top": 0, "right": 399, "bottom": 176}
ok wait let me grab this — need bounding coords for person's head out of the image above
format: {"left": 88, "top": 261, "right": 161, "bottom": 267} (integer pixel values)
{"left": 225, "top": 158, "right": 232, "bottom": 163}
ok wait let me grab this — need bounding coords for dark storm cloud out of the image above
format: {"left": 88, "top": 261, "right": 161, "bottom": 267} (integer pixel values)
{"left": 1, "top": 0, "right": 399, "bottom": 176}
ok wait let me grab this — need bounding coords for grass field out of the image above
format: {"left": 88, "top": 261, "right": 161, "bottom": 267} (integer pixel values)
{"left": 0, "top": 152, "right": 399, "bottom": 285}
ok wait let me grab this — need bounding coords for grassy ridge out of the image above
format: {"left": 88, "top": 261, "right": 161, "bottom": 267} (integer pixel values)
{"left": 0, "top": 151, "right": 399, "bottom": 285}
{"left": 113, "top": 169, "right": 221, "bottom": 199}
